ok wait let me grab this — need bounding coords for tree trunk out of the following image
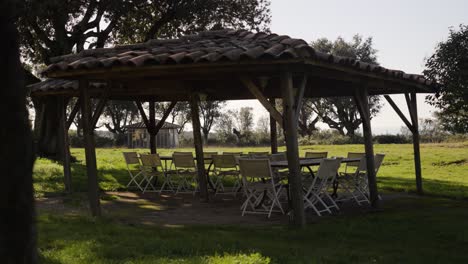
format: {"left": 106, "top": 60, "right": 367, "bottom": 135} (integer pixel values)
{"left": 1, "top": 4, "right": 37, "bottom": 260}
{"left": 37, "top": 96, "right": 64, "bottom": 160}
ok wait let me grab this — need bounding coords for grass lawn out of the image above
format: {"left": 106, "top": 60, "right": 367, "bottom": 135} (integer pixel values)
{"left": 38, "top": 196, "right": 468, "bottom": 263}
{"left": 34, "top": 143, "right": 468, "bottom": 263}
{"left": 33, "top": 143, "right": 468, "bottom": 198}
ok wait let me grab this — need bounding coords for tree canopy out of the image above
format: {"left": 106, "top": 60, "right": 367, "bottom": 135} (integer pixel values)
{"left": 305, "top": 34, "right": 383, "bottom": 136}
{"left": 424, "top": 24, "right": 468, "bottom": 134}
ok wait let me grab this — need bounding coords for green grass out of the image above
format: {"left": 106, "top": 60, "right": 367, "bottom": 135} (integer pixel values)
{"left": 34, "top": 143, "right": 468, "bottom": 263}
{"left": 38, "top": 196, "right": 468, "bottom": 263}
{"left": 33, "top": 143, "right": 468, "bottom": 198}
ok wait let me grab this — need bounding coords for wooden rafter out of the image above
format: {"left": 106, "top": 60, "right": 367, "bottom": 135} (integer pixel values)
{"left": 154, "top": 101, "right": 177, "bottom": 135}
{"left": 384, "top": 95, "right": 415, "bottom": 133}
{"left": 135, "top": 101, "right": 151, "bottom": 132}
{"left": 66, "top": 98, "right": 81, "bottom": 130}
{"left": 240, "top": 76, "right": 284, "bottom": 128}
{"left": 294, "top": 75, "right": 308, "bottom": 116}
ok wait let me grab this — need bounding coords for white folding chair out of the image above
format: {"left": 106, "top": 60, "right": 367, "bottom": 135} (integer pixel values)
{"left": 140, "top": 154, "right": 173, "bottom": 194}
{"left": 355, "top": 154, "right": 386, "bottom": 201}
{"left": 303, "top": 158, "right": 341, "bottom": 216}
{"left": 238, "top": 159, "right": 284, "bottom": 218}
{"left": 303, "top": 151, "right": 329, "bottom": 177}
{"left": 123, "top": 152, "right": 144, "bottom": 191}
{"left": 212, "top": 154, "right": 241, "bottom": 196}
{"left": 172, "top": 153, "right": 198, "bottom": 195}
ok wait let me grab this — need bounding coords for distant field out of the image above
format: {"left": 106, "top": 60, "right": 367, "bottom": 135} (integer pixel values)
{"left": 33, "top": 142, "right": 468, "bottom": 198}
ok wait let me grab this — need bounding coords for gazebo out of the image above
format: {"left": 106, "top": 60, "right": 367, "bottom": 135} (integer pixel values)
{"left": 31, "top": 29, "right": 437, "bottom": 227}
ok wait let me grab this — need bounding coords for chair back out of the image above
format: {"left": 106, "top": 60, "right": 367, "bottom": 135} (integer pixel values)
{"left": 316, "top": 158, "right": 342, "bottom": 181}
{"left": 212, "top": 154, "right": 237, "bottom": 169}
{"left": 172, "top": 153, "right": 195, "bottom": 169}
{"left": 270, "top": 152, "right": 287, "bottom": 162}
{"left": 374, "top": 153, "right": 385, "bottom": 174}
{"left": 239, "top": 159, "right": 272, "bottom": 180}
{"left": 305, "top": 152, "right": 328, "bottom": 159}
{"left": 203, "top": 152, "right": 218, "bottom": 164}
{"left": 123, "top": 152, "right": 140, "bottom": 165}
{"left": 140, "top": 154, "right": 162, "bottom": 168}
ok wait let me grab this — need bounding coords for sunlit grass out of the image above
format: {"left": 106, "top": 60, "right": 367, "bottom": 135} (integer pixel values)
{"left": 33, "top": 143, "right": 468, "bottom": 198}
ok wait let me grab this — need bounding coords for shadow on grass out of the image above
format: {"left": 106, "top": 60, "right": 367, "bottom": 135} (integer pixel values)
{"left": 378, "top": 176, "right": 468, "bottom": 199}
{"left": 37, "top": 195, "right": 468, "bottom": 264}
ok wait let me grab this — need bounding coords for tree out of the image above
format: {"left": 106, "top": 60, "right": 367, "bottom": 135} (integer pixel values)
{"left": 18, "top": 0, "right": 271, "bottom": 158}
{"left": 156, "top": 101, "right": 191, "bottom": 134}
{"left": 102, "top": 101, "right": 139, "bottom": 144}
{"left": 199, "top": 101, "right": 226, "bottom": 142}
{"left": 0, "top": 1, "right": 36, "bottom": 260}
{"left": 232, "top": 107, "right": 254, "bottom": 143}
{"left": 216, "top": 111, "right": 236, "bottom": 144}
{"left": 297, "top": 99, "right": 320, "bottom": 137}
{"left": 424, "top": 25, "right": 468, "bottom": 134}
{"left": 308, "top": 35, "right": 383, "bottom": 136}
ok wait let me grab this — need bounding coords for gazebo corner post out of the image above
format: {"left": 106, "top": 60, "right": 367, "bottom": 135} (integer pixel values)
{"left": 149, "top": 101, "right": 157, "bottom": 154}
{"left": 189, "top": 92, "right": 209, "bottom": 201}
{"left": 408, "top": 93, "right": 423, "bottom": 195}
{"left": 79, "top": 79, "right": 101, "bottom": 217}
{"left": 354, "top": 87, "right": 379, "bottom": 209}
{"left": 58, "top": 96, "right": 72, "bottom": 193}
{"left": 269, "top": 97, "right": 278, "bottom": 154}
{"left": 281, "top": 72, "right": 305, "bottom": 227}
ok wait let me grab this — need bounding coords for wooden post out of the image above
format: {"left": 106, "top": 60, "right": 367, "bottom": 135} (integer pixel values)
{"left": 269, "top": 98, "right": 278, "bottom": 154}
{"left": 149, "top": 102, "right": 156, "bottom": 154}
{"left": 354, "top": 88, "right": 379, "bottom": 209}
{"left": 58, "top": 96, "right": 72, "bottom": 193}
{"left": 384, "top": 94, "right": 423, "bottom": 194}
{"left": 281, "top": 72, "right": 305, "bottom": 227}
{"left": 79, "top": 79, "right": 101, "bottom": 217}
{"left": 407, "top": 93, "right": 423, "bottom": 194}
{"left": 189, "top": 93, "right": 209, "bottom": 201}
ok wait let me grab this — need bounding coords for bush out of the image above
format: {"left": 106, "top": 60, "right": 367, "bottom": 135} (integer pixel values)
{"left": 299, "top": 130, "right": 363, "bottom": 145}
{"left": 374, "top": 134, "right": 410, "bottom": 144}
{"left": 69, "top": 133, "right": 115, "bottom": 148}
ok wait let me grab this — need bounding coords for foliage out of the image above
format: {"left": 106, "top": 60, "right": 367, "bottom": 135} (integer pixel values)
{"left": 69, "top": 134, "right": 115, "bottom": 148}
{"left": 17, "top": 0, "right": 271, "bottom": 65}
{"left": 424, "top": 25, "right": 468, "bottom": 134}
{"left": 102, "top": 100, "right": 139, "bottom": 144}
{"left": 373, "top": 134, "right": 410, "bottom": 144}
{"left": 308, "top": 35, "right": 384, "bottom": 136}
{"left": 156, "top": 102, "right": 191, "bottom": 134}
{"left": 199, "top": 101, "right": 226, "bottom": 141}
{"left": 298, "top": 130, "right": 363, "bottom": 145}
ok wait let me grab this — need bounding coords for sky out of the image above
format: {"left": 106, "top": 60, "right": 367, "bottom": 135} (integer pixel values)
{"left": 227, "top": 0, "right": 468, "bottom": 134}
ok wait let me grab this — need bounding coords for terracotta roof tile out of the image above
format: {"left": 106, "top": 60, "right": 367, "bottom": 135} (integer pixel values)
{"left": 40, "top": 29, "right": 435, "bottom": 88}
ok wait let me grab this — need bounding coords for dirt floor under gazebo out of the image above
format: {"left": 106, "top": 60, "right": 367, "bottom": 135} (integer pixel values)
{"left": 36, "top": 192, "right": 410, "bottom": 226}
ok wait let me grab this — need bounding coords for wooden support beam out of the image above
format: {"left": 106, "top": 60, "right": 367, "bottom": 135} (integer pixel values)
{"left": 240, "top": 76, "right": 284, "bottom": 128}
{"left": 189, "top": 93, "right": 209, "bottom": 201}
{"left": 354, "top": 87, "right": 379, "bottom": 209}
{"left": 384, "top": 95, "right": 415, "bottom": 133}
{"left": 295, "top": 75, "right": 308, "bottom": 117}
{"left": 154, "top": 101, "right": 177, "bottom": 135}
{"left": 269, "top": 97, "right": 278, "bottom": 154}
{"left": 407, "top": 93, "right": 423, "bottom": 194}
{"left": 281, "top": 71, "right": 305, "bottom": 227}
{"left": 149, "top": 102, "right": 156, "bottom": 154}
{"left": 91, "top": 98, "right": 107, "bottom": 129}
{"left": 135, "top": 101, "right": 150, "bottom": 131}
{"left": 79, "top": 79, "right": 101, "bottom": 217}
{"left": 58, "top": 96, "right": 72, "bottom": 193}
{"left": 66, "top": 98, "right": 81, "bottom": 130}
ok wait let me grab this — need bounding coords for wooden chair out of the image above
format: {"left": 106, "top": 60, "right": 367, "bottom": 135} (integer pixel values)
{"left": 211, "top": 154, "right": 241, "bottom": 196}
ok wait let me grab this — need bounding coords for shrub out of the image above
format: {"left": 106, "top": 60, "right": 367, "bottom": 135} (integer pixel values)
{"left": 374, "top": 134, "right": 410, "bottom": 144}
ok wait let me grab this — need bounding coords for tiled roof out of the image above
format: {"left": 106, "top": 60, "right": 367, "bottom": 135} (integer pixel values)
{"left": 125, "top": 121, "right": 180, "bottom": 130}
{"left": 28, "top": 79, "right": 106, "bottom": 94}
{"left": 42, "top": 29, "right": 435, "bottom": 88}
